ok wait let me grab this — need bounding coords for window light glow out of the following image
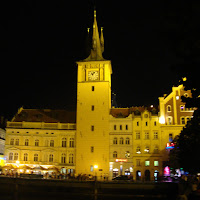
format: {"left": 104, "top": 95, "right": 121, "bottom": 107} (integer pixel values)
{"left": 159, "top": 116, "right": 165, "bottom": 124}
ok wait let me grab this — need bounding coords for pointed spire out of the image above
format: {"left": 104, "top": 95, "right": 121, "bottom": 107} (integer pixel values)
{"left": 100, "top": 27, "right": 104, "bottom": 53}
{"left": 84, "top": 9, "right": 105, "bottom": 61}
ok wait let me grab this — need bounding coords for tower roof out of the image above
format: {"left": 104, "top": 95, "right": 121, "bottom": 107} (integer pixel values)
{"left": 84, "top": 10, "right": 106, "bottom": 61}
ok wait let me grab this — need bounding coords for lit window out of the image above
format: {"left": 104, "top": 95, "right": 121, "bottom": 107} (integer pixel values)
{"left": 145, "top": 160, "right": 150, "bottom": 166}
{"left": 136, "top": 146, "right": 141, "bottom": 154}
{"left": 125, "top": 137, "right": 130, "bottom": 145}
{"left": 34, "top": 154, "right": 38, "bottom": 162}
{"left": 176, "top": 96, "right": 179, "bottom": 100}
{"left": 154, "top": 161, "right": 159, "bottom": 167}
{"left": 62, "top": 138, "right": 67, "bottom": 147}
{"left": 180, "top": 105, "right": 184, "bottom": 111}
{"left": 144, "top": 146, "right": 150, "bottom": 153}
{"left": 119, "top": 137, "right": 124, "bottom": 144}
{"left": 113, "top": 137, "right": 118, "bottom": 144}
{"left": 125, "top": 151, "right": 130, "bottom": 158}
{"left": 90, "top": 165, "right": 94, "bottom": 172}
{"left": 49, "top": 154, "right": 53, "bottom": 162}
{"left": 113, "top": 151, "right": 117, "bottom": 158}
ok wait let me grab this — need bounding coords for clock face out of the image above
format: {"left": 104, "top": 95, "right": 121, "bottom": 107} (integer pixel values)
{"left": 88, "top": 71, "right": 99, "bottom": 81}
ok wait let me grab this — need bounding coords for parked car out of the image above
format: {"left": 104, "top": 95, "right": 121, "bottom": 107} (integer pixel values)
{"left": 112, "top": 175, "right": 130, "bottom": 181}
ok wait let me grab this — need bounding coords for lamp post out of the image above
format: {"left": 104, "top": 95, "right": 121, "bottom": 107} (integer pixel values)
{"left": 94, "top": 165, "right": 98, "bottom": 181}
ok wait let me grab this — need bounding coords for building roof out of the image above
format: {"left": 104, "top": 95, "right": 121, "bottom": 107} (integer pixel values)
{"left": 12, "top": 108, "right": 76, "bottom": 123}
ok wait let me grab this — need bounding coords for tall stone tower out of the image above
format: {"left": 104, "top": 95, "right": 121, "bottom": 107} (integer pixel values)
{"left": 76, "top": 10, "right": 112, "bottom": 178}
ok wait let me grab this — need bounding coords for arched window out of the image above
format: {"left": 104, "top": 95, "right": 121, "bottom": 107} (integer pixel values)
{"left": 49, "top": 154, "right": 53, "bottom": 162}
{"left": 9, "top": 152, "right": 13, "bottom": 160}
{"left": 113, "top": 151, "right": 117, "bottom": 158}
{"left": 125, "top": 151, "right": 130, "bottom": 158}
{"left": 62, "top": 138, "right": 67, "bottom": 147}
{"left": 113, "top": 137, "right": 117, "bottom": 145}
{"left": 34, "top": 154, "right": 38, "bottom": 161}
{"left": 125, "top": 137, "right": 130, "bottom": 145}
{"left": 136, "top": 146, "right": 141, "bottom": 154}
{"left": 24, "top": 153, "right": 28, "bottom": 161}
{"left": 35, "top": 139, "right": 39, "bottom": 146}
{"left": 167, "top": 117, "right": 172, "bottom": 125}
{"left": 14, "top": 153, "right": 18, "bottom": 160}
{"left": 167, "top": 105, "right": 171, "bottom": 112}
{"left": 69, "top": 153, "right": 74, "bottom": 164}
{"left": 154, "top": 146, "right": 159, "bottom": 154}
{"left": 181, "top": 117, "right": 185, "bottom": 124}
{"left": 10, "top": 139, "right": 14, "bottom": 145}
{"left": 25, "top": 139, "right": 29, "bottom": 146}
{"left": 69, "top": 138, "right": 74, "bottom": 147}
{"left": 61, "top": 153, "right": 66, "bottom": 164}
{"left": 119, "top": 137, "right": 124, "bottom": 145}
{"left": 144, "top": 146, "right": 150, "bottom": 153}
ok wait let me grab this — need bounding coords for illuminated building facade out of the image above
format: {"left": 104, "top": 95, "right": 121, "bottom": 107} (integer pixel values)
{"left": 4, "top": 10, "right": 194, "bottom": 180}
{"left": 0, "top": 128, "right": 6, "bottom": 155}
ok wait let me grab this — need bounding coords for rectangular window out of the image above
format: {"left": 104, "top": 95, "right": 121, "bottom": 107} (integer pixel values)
{"left": 114, "top": 125, "right": 117, "bottom": 130}
{"left": 154, "top": 132, "right": 158, "bottom": 139}
{"left": 92, "top": 86, "right": 95, "bottom": 91}
{"left": 154, "top": 121, "right": 157, "bottom": 126}
{"left": 91, "top": 146, "right": 94, "bottom": 153}
{"left": 91, "top": 105, "right": 94, "bottom": 111}
{"left": 154, "top": 161, "right": 159, "bottom": 167}
{"left": 137, "top": 121, "right": 139, "bottom": 126}
{"left": 145, "top": 160, "right": 150, "bottom": 166}
{"left": 91, "top": 125, "right": 94, "bottom": 131}
{"left": 145, "top": 132, "right": 149, "bottom": 140}
{"left": 136, "top": 159, "right": 141, "bottom": 166}
{"left": 126, "top": 125, "right": 128, "bottom": 130}
{"left": 136, "top": 132, "right": 140, "bottom": 139}
{"left": 90, "top": 165, "right": 94, "bottom": 172}
{"left": 145, "top": 121, "right": 148, "bottom": 126}
{"left": 120, "top": 125, "right": 122, "bottom": 130}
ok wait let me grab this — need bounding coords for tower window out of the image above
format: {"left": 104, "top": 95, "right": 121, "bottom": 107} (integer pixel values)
{"left": 91, "top": 105, "right": 94, "bottom": 111}
{"left": 91, "top": 125, "right": 94, "bottom": 131}
{"left": 91, "top": 146, "right": 94, "bottom": 153}
{"left": 92, "top": 86, "right": 95, "bottom": 91}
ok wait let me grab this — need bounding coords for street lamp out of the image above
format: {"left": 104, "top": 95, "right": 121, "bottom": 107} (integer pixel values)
{"left": 94, "top": 165, "right": 98, "bottom": 181}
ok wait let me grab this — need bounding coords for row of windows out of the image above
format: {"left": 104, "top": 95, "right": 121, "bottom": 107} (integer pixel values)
{"left": 113, "top": 137, "right": 130, "bottom": 145}
{"left": 166, "top": 116, "right": 191, "bottom": 125}
{"left": 112, "top": 146, "right": 159, "bottom": 156}
{"left": 8, "top": 153, "right": 74, "bottom": 163}
{"left": 113, "top": 121, "right": 157, "bottom": 131}
{"left": 10, "top": 131, "right": 55, "bottom": 134}
{"left": 167, "top": 105, "right": 194, "bottom": 112}
{"left": 9, "top": 138, "right": 75, "bottom": 147}
{"left": 136, "top": 160, "right": 159, "bottom": 167}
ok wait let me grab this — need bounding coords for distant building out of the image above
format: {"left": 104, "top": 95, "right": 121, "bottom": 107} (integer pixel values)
{"left": 0, "top": 128, "right": 6, "bottom": 155}
{"left": 4, "top": 10, "right": 194, "bottom": 180}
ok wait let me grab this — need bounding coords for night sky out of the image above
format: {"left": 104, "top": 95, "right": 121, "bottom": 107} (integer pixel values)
{"left": 2, "top": 1, "right": 200, "bottom": 120}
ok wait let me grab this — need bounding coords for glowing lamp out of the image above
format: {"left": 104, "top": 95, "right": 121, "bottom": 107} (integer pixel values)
{"left": 159, "top": 116, "right": 165, "bottom": 124}
{"left": 94, "top": 165, "right": 98, "bottom": 169}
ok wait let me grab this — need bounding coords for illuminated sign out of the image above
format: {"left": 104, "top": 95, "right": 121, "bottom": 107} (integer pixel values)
{"left": 164, "top": 166, "right": 170, "bottom": 176}
{"left": 166, "top": 142, "right": 175, "bottom": 149}
{"left": 115, "top": 159, "right": 128, "bottom": 162}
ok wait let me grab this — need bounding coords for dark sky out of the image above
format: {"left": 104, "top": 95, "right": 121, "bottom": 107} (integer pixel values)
{"left": 2, "top": 1, "right": 200, "bottom": 119}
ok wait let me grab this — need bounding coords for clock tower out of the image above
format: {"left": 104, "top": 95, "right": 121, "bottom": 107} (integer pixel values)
{"left": 76, "top": 10, "right": 112, "bottom": 178}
